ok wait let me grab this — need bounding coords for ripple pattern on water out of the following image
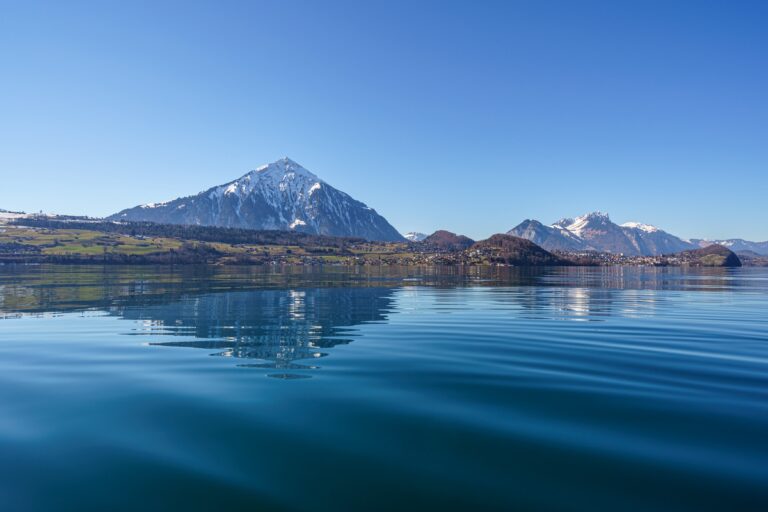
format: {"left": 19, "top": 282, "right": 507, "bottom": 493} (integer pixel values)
{"left": 0, "top": 265, "right": 767, "bottom": 511}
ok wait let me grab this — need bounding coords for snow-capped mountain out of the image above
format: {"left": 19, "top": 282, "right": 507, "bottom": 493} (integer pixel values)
{"left": 110, "top": 158, "right": 404, "bottom": 241}
{"left": 404, "top": 232, "right": 427, "bottom": 242}
{"left": 509, "top": 212, "right": 695, "bottom": 256}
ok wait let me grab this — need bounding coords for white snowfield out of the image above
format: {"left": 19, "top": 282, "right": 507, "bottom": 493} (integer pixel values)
{"left": 0, "top": 211, "right": 30, "bottom": 223}
{"left": 621, "top": 221, "right": 660, "bottom": 233}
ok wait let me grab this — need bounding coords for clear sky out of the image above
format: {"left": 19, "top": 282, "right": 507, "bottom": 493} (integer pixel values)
{"left": 1, "top": 0, "right": 766, "bottom": 241}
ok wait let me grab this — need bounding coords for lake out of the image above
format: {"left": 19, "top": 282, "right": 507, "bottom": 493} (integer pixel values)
{"left": 0, "top": 265, "right": 766, "bottom": 511}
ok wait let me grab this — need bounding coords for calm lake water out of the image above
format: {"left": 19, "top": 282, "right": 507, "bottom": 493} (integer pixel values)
{"left": 0, "top": 265, "right": 766, "bottom": 511}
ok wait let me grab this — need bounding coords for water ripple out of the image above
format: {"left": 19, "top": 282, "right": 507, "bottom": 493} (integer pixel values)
{"left": 0, "top": 265, "right": 767, "bottom": 510}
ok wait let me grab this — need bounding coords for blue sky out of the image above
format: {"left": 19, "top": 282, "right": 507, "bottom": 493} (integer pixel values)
{"left": 1, "top": 0, "right": 766, "bottom": 240}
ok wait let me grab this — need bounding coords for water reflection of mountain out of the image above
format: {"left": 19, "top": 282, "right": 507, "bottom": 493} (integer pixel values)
{"left": 497, "top": 285, "right": 663, "bottom": 322}
{"left": 116, "top": 287, "right": 396, "bottom": 372}
{"left": 1, "top": 265, "right": 761, "bottom": 373}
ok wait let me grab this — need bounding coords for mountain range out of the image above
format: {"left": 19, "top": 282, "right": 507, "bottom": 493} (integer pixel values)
{"left": 110, "top": 158, "right": 404, "bottom": 242}
{"left": 8, "top": 157, "right": 765, "bottom": 252}
{"left": 508, "top": 212, "right": 692, "bottom": 256}
{"left": 508, "top": 212, "right": 768, "bottom": 256}
{"left": 691, "top": 238, "right": 768, "bottom": 255}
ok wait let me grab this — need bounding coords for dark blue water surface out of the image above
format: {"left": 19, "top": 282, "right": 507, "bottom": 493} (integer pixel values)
{"left": 0, "top": 265, "right": 766, "bottom": 511}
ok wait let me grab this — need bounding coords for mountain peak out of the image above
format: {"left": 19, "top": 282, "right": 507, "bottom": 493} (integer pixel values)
{"left": 276, "top": 156, "right": 304, "bottom": 169}
{"left": 579, "top": 211, "right": 610, "bottom": 221}
{"left": 511, "top": 211, "right": 696, "bottom": 256}
{"left": 251, "top": 157, "right": 318, "bottom": 180}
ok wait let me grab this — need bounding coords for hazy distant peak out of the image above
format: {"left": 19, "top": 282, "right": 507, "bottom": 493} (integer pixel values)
{"left": 404, "top": 232, "right": 427, "bottom": 242}
{"left": 621, "top": 221, "right": 660, "bottom": 233}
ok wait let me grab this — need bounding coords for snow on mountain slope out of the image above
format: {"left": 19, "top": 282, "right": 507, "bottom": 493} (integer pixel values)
{"left": 110, "top": 158, "right": 404, "bottom": 242}
{"left": 404, "top": 232, "right": 427, "bottom": 242}
{"left": 621, "top": 222, "right": 660, "bottom": 233}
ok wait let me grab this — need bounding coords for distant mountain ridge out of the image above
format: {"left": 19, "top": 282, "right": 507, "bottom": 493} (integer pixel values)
{"left": 110, "top": 158, "right": 404, "bottom": 242}
{"left": 508, "top": 212, "right": 695, "bottom": 256}
{"left": 691, "top": 238, "right": 768, "bottom": 255}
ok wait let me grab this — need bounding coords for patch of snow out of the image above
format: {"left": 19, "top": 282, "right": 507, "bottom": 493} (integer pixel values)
{"left": 141, "top": 201, "right": 169, "bottom": 209}
{"left": 621, "top": 222, "right": 660, "bottom": 233}
{"left": 289, "top": 219, "right": 307, "bottom": 229}
{"left": 0, "top": 211, "right": 28, "bottom": 223}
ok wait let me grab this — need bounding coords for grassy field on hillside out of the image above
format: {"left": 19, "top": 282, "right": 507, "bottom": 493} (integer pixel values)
{"left": 0, "top": 227, "right": 184, "bottom": 256}
{"left": 0, "top": 224, "right": 410, "bottom": 264}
